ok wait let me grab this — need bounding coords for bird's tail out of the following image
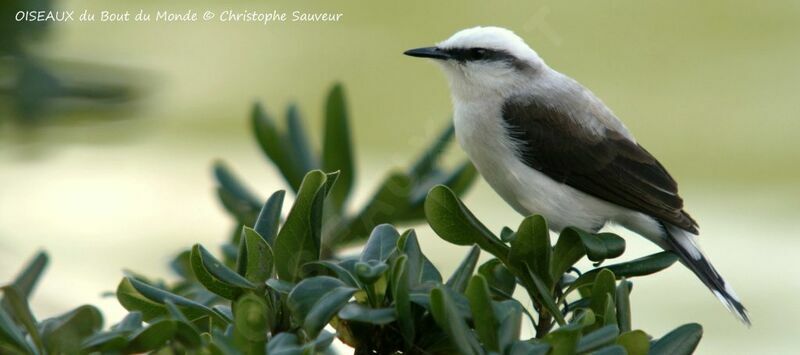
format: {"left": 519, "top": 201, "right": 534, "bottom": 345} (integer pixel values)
{"left": 660, "top": 222, "right": 751, "bottom": 325}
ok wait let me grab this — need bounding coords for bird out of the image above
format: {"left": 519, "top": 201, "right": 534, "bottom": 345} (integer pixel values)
{"left": 404, "top": 26, "right": 749, "bottom": 325}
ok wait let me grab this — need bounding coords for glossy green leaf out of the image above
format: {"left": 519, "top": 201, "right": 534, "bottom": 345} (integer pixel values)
{"left": 125, "top": 319, "right": 176, "bottom": 352}
{"left": 590, "top": 269, "right": 617, "bottom": 328}
{"left": 650, "top": 323, "right": 703, "bottom": 355}
{"left": 429, "top": 287, "right": 481, "bottom": 355}
{"left": 361, "top": 224, "right": 400, "bottom": 262}
{"left": 265, "top": 279, "right": 295, "bottom": 294}
{"left": 550, "top": 228, "right": 625, "bottom": 281}
{"left": 568, "top": 252, "right": 679, "bottom": 293}
{"left": 338, "top": 303, "right": 396, "bottom": 325}
{"left": 465, "top": 275, "right": 499, "bottom": 352}
{"left": 287, "top": 276, "right": 356, "bottom": 337}
{"left": 398, "top": 230, "right": 442, "bottom": 285}
{"left": 253, "top": 190, "right": 285, "bottom": 246}
{"left": 478, "top": 259, "right": 516, "bottom": 300}
{"left": 526, "top": 265, "right": 566, "bottom": 325}
{"left": 40, "top": 305, "right": 103, "bottom": 354}
{"left": 236, "top": 227, "right": 274, "bottom": 286}
{"left": 576, "top": 324, "right": 619, "bottom": 353}
{"left": 509, "top": 215, "right": 552, "bottom": 286}
{"left": 322, "top": 83, "right": 355, "bottom": 211}
{"left": 304, "top": 260, "right": 361, "bottom": 288}
{"left": 425, "top": 185, "right": 508, "bottom": 258}
{"left": 354, "top": 261, "right": 389, "bottom": 285}
{"left": 616, "top": 330, "right": 650, "bottom": 355}
{"left": 116, "top": 277, "right": 225, "bottom": 324}
{"left": 274, "top": 170, "right": 329, "bottom": 282}
{"left": 191, "top": 244, "right": 255, "bottom": 300}
{"left": 543, "top": 323, "right": 582, "bottom": 355}
{"left": 446, "top": 246, "right": 481, "bottom": 293}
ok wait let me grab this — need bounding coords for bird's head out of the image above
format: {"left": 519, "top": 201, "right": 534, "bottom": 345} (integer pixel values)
{"left": 404, "top": 26, "right": 546, "bottom": 97}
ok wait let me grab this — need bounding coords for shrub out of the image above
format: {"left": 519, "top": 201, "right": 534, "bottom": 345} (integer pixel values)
{"left": 0, "top": 84, "right": 703, "bottom": 354}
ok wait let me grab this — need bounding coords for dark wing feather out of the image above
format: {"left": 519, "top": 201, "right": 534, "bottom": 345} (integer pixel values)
{"left": 502, "top": 99, "right": 698, "bottom": 233}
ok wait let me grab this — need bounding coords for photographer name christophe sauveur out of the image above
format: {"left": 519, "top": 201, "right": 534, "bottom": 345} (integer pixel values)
{"left": 14, "top": 9, "right": 343, "bottom": 24}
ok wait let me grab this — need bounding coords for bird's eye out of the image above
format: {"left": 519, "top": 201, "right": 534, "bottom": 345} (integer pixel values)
{"left": 469, "top": 48, "right": 488, "bottom": 60}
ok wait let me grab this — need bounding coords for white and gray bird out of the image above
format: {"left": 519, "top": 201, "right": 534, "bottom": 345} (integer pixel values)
{"left": 404, "top": 26, "right": 749, "bottom": 324}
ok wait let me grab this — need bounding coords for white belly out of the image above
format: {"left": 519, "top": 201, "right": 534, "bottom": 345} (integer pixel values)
{"left": 453, "top": 105, "right": 624, "bottom": 232}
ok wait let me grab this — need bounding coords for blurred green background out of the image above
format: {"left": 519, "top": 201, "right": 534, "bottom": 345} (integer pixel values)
{"left": 1, "top": 0, "right": 798, "bottom": 353}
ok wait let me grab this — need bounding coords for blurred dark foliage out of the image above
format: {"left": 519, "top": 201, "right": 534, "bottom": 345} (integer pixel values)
{"left": 0, "top": 0, "right": 145, "bottom": 126}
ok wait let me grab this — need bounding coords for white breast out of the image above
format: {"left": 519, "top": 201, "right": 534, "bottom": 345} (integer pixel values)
{"left": 452, "top": 99, "right": 625, "bottom": 232}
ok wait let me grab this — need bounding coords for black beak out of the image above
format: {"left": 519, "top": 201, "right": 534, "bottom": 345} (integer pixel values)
{"left": 403, "top": 47, "right": 450, "bottom": 60}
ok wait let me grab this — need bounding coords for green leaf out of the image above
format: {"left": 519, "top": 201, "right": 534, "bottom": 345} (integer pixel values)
{"left": 125, "top": 319, "right": 176, "bottom": 353}
{"left": 360, "top": 224, "right": 400, "bottom": 262}
{"left": 214, "top": 162, "right": 261, "bottom": 225}
{"left": 233, "top": 293, "right": 269, "bottom": 342}
{"left": 592, "top": 344, "right": 627, "bottom": 355}
{"left": 429, "top": 287, "right": 481, "bottom": 355}
{"left": 391, "top": 255, "right": 414, "bottom": 350}
{"left": 526, "top": 265, "right": 566, "bottom": 326}
{"left": 274, "top": 170, "right": 329, "bottom": 282}
{"left": 568, "top": 252, "right": 679, "bottom": 293}
{"left": 191, "top": 244, "right": 255, "bottom": 300}
{"left": 0, "top": 299, "right": 35, "bottom": 354}
{"left": 1, "top": 286, "right": 44, "bottom": 353}
{"left": 465, "top": 275, "right": 499, "bottom": 352}
{"left": 509, "top": 215, "right": 552, "bottom": 286}
{"left": 236, "top": 227, "right": 274, "bottom": 286}
{"left": 266, "top": 279, "right": 295, "bottom": 294}
{"left": 408, "top": 123, "right": 454, "bottom": 179}
{"left": 287, "top": 276, "right": 356, "bottom": 337}
{"left": 550, "top": 228, "right": 625, "bottom": 281}
{"left": 509, "top": 341, "right": 550, "bottom": 355}
{"left": 339, "top": 172, "right": 412, "bottom": 246}
{"left": 322, "top": 83, "right": 355, "bottom": 211}
{"left": 304, "top": 261, "right": 360, "bottom": 288}
{"left": 589, "top": 269, "right": 617, "bottom": 329}
{"left": 252, "top": 102, "right": 303, "bottom": 191}
{"left": 253, "top": 190, "right": 286, "bottom": 246}
{"left": 616, "top": 330, "right": 650, "bottom": 355}
{"left": 446, "top": 246, "right": 481, "bottom": 293}
{"left": 650, "top": 323, "right": 703, "bottom": 355}
{"left": 398, "top": 230, "right": 442, "bottom": 285}
{"left": 285, "top": 104, "right": 318, "bottom": 176}
{"left": 495, "top": 300, "right": 524, "bottom": 352}
{"left": 615, "top": 279, "right": 632, "bottom": 332}
{"left": 542, "top": 323, "right": 582, "bottom": 355}
{"left": 354, "top": 261, "right": 389, "bottom": 285}
{"left": 425, "top": 185, "right": 508, "bottom": 258}
{"left": 116, "top": 277, "right": 225, "bottom": 325}
{"left": 576, "top": 324, "right": 619, "bottom": 353}
{"left": 40, "top": 305, "right": 103, "bottom": 354}
{"left": 9, "top": 251, "right": 48, "bottom": 300}
{"left": 338, "top": 303, "right": 396, "bottom": 325}
{"left": 478, "top": 259, "right": 516, "bottom": 300}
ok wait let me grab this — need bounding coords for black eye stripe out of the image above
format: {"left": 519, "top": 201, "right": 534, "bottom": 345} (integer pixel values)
{"left": 443, "top": 47, "right": 517, "bottom": 62}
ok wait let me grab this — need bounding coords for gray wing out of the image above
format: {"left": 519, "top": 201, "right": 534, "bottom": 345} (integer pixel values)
{"left": 502, "top": 98, "right": 698, "bottom": 233}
